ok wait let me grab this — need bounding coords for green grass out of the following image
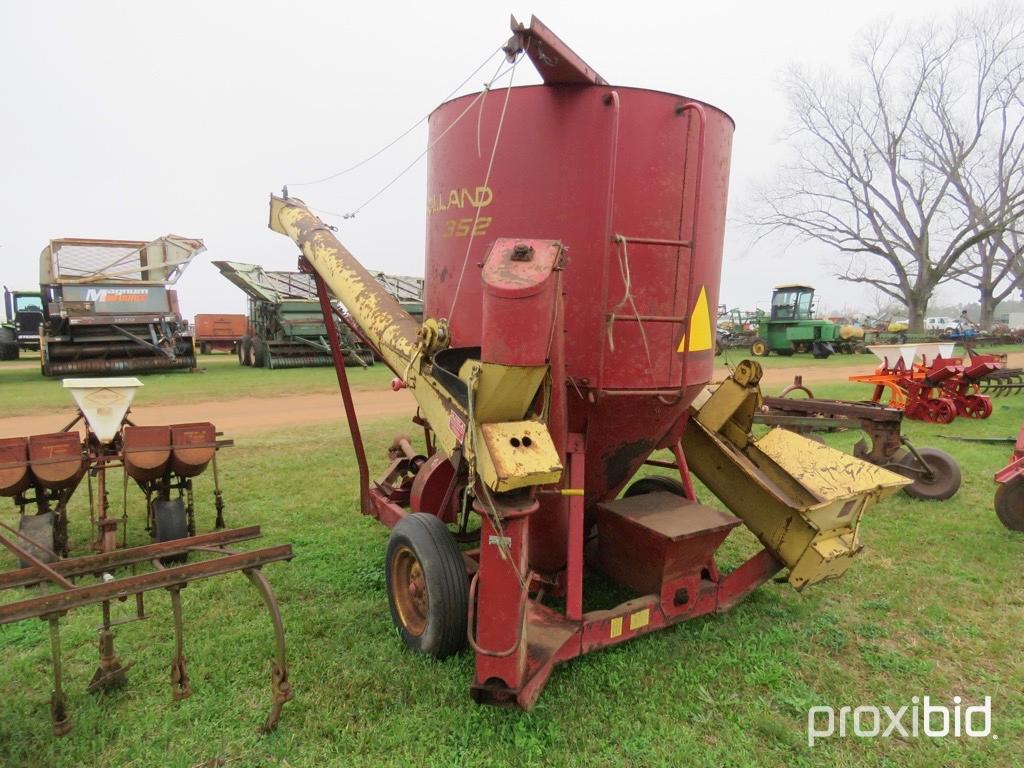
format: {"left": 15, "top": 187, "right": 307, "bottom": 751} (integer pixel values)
{"left": 0, "top": 354, "right": 394, "bottom": 416}
{"left": 0, "top": 368, "right": 1021, "bottom": 766}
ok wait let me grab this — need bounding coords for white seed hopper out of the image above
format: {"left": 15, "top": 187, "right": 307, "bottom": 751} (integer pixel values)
{"left": 867, "top": 342, "right": 956, "bottom": 368}
{"left": 62, "top": 378, "right": 143, "bottom": 444}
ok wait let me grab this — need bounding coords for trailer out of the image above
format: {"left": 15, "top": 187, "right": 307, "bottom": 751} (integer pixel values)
{"left": 194, "top": 313, "right": 247, "bottom": 354}
{"left": 265, "top": 15, "right": 909, "bottom": 710}
{"left": 38, "top": 236, "right": 204, "bottom": 376}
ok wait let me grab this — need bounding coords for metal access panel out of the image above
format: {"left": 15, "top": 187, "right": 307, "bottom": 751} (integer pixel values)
{"left": 60, "top": 285, "right": 172, "bottom": 314}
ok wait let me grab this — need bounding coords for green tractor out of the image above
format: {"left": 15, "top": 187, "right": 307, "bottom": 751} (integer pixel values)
{"left": 750, "top": 284, "right": 861, "bottom": 359}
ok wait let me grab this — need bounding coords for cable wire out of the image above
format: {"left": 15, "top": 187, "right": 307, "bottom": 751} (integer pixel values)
{"left": 286, "top": 46, "right": 504, "bottom": 188}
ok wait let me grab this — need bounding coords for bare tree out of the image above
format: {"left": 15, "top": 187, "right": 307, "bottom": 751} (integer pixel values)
{"left": 751, "top": 5, "right": 1024, "bottom": 331}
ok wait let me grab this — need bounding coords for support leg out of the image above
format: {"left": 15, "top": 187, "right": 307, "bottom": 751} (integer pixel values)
{"left": 244, "top": 567, "right": 292, "bottom": 732}
{"left": 169, "top": 588, "right": 191, "bottom": 700}
{"left": 48, "top": 616, "right": 72, "bottom": 737}
{"left": 89, "top": 600, "right": 130, "bottom": 692}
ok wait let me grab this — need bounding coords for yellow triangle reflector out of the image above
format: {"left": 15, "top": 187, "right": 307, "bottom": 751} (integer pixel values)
{"left": 677, "top": 286, "right": 713, "bottom": 352}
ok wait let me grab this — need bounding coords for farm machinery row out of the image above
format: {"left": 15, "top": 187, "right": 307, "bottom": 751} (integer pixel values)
{"left": 0, "top": 379, "right": 292, "bottom": 735}
{"left": 716, "top": 284, "right": 1024, "bottom": 359}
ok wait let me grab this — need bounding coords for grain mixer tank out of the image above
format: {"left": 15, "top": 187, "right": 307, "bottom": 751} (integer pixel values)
{"left": 425, "top": 22, "right": 732, "bottom": 570}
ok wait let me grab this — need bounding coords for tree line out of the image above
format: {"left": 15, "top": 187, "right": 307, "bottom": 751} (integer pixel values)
{"left": 752, "top": 2, "right": 1024, "bottom": 332}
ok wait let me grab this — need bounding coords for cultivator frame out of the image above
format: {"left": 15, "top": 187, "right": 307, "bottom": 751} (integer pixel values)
{"left": 0, "top": 525, "right": 292, "bottom": 736}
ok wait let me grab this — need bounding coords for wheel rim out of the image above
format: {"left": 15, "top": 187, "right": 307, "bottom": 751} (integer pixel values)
{"left": 752, "top": 341, "right": 766, "bottom": 355}
{"left": 390, "top": 545, "right": 428, "bottom": 636}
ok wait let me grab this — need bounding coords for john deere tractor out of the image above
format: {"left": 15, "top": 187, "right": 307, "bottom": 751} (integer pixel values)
{"left": 749, "top": 285, "right": 863, "bottom": 359}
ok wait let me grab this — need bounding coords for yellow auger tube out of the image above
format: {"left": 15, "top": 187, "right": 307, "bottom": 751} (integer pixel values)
{"left": 268, "top": 195, "right": 421, "bottom": 373}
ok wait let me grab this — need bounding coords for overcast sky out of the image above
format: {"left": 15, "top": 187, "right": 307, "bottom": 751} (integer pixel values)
{"left": 0, "top": 0, "right": 990, "bottom": 320}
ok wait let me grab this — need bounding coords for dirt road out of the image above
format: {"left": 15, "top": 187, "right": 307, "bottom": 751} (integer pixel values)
{"left": 0, "top": 389, "right": 418, "bottom": 438}
{"left": 3, "top": 353, "right": 1022, "bottom": 438}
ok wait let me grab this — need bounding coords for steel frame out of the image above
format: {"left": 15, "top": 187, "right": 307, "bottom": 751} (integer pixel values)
{"left": 0, "top": 525, "right": 292, "bottom": 735}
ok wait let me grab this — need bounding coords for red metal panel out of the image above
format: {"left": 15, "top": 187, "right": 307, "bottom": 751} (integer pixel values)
{"left": 425, "top": 84, "right": 733, "bottom": 536}
{"left": 169, "top": 423, "right": 215, "bottom": 477}
{"left": 27, "top": 433, "right": 84, "bottom": 490}
{"left": 0, "top": 437, "right": 31, "bottom": 497}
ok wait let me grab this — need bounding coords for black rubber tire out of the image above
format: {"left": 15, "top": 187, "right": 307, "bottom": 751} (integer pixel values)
{"left": 994, "top": 478, "right": 1024, "bottom": 532}
{"left": 250, "top": 337, "right": 267, "bottom": 368}
{"left": 0, "top": 327, "right": 17, "bottom": 360}
{"left": 624, "top": 475, "right": 686, "bottom": 497}
{"left": 239, "top": 336, "right": 252, "bottom": 366}
{"left": 894, "top": 447, "right": 962, "bottom": 501}
{"left": 777, "top": 349, "right": 795, "bottom": 357}
{"left": 153, "top": 499, "right": 190, "bottom": 564}
{"left": 750, "top": 339, "right": 768, "bottom": 357}
{"left": 385, "top": 513, "right": 468, "bottom": 659}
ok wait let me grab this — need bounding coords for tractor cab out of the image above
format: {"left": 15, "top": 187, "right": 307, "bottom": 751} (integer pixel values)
{"left": 770, "top": 284, "right": 816, "bottom": 321}
{"left": 1, "top": 287, "right": 44, "bottom": 359}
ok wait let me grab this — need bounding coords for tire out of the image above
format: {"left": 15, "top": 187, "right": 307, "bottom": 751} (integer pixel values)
{"left": 893, "top": 448, "right": 962, "bottom": 501}
{"left": 932, "top": 398, "right": 957, "bottom": 425}
{"left": 385, "top": 513, "right": 468, "bottom": 659}
{"left": 623, "top": 475, "right": 686, "bottom": 497}
{"left": 0, "top": 327, "right": 17, "bottom": 360}
{"left": 239, "top": 336, "right": 252, "bottom": 366}
{"left": 152, "top": 498, "right": 190, "bottom": 564}
{"left": 250, "top": 337, "right": 267, "bottom": 368}
{"left": 199, "top": 342, "right": 210, "bottom": 355}
{"left": 750, "top": 339, "right": 768, "bottom": 356}
{"left": 994, "top": 477, "right": 1024, "bottom": 532}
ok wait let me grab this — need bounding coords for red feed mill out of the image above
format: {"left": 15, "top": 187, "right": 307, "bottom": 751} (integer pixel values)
{"left": 270, "top": 16, "right": 906, "bottom": 708}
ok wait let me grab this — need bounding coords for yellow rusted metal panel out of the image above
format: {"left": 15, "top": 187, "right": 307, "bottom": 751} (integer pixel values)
{"left": 756, "top": 428, "right": 908, "bottom": 499}
{"left": 683, "top": 363, "right": 911, "bottom": 591}
{"left": 459, "top": 360, "right": 547, "bottom": 424}
{"left": 475, "top": 421, "right": 563, "bottom": 493}
{"left": 268, "top": 195, "right": 421, "bottom": 375}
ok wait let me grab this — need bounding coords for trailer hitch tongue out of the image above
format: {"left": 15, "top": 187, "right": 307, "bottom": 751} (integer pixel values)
{"left": 683, "top": 360, "right": 911, "bottom": 589}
